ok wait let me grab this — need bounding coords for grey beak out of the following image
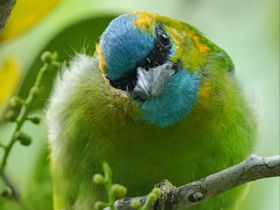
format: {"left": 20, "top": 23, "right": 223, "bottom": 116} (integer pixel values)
{"left": 132, "top": 62, "right": 175, "bottom": 99}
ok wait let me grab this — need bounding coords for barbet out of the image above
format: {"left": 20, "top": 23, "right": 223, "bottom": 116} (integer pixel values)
{"left": 47, "top": 12, "right": 256, "bottom": 210}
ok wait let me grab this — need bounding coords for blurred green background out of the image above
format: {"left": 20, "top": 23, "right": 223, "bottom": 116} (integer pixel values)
{"left": 0, "top": 0, "right": 279, "bottom": 209}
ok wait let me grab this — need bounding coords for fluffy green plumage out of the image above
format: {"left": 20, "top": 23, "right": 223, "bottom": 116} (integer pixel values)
{"left": 47, "top": 12, "right": 256, "bottom": 210}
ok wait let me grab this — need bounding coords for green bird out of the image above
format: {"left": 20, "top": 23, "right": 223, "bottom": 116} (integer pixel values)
{"left": 47, "top": 12, "right": 256, "bottom": 210}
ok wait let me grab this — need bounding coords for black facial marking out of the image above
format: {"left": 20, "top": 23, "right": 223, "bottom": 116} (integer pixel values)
{"left": 109, "top": 25, "right": 174, "bottom": 91}
{"left": 138, "top": 26, "right": 172, "bottom": 69}
{"left": 108, "top": 69, "right": 137, "bottom": 91}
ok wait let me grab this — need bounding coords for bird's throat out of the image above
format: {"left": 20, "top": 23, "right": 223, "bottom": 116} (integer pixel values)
{"left": 139, "top": 70, "right": 200, "bottom": 127}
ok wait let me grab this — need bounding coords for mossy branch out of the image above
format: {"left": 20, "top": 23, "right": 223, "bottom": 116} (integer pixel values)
{"left": 0, "top": 51, "right": 60, "bottom": 198}
{"left": 95, "top": 155, "right": 280, "bottom": 210}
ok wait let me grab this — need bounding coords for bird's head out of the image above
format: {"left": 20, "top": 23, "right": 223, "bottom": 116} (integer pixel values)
{"left": 96, "top": 12, "right": 234, "bottom": 127}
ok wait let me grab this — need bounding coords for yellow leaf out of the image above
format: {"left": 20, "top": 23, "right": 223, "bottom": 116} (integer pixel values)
{"left": 0, "top": 0, "right": 61, "bottom": 42}
{"left": 0, "top": 57, "right": 21, "bottom": 106}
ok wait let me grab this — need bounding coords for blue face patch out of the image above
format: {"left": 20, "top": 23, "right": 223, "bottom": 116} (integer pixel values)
{"left": 140, "top": 69, "right": 200, "bottom": 127}
{"left": 100, "top": 14, "right": 155, "bottom": 80}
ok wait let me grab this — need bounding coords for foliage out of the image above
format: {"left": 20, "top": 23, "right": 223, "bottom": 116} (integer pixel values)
{"left": 0, "top": 51, "right": 59, "bottom": 203}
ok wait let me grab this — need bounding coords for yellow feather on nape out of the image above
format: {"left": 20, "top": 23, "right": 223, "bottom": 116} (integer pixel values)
{"left": 188, "top": 31, "right": 210, "bottom": 55}
{"left": 96, "top": 43, "right": 107, "bottom": 73}
{"left": 130, "top": 12, "right": 157, "bottom": 33}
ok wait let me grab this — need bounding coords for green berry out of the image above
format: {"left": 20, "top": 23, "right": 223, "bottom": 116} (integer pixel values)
{"left": 148, "top": 192, "right": 158, "bottom": 203}
{"left": 31, "top": 87, "right": 40, "bottom": 96}
{"left": 92, "top": 174, "right": 105, "bottom": 184}
{"left": 5, "top": 110, "right": 17, "bottom": 122}
{"left": 51, "top": 52, "right": 58, "bottom": 61}
{"left": 29, "top": 116, "right": 41, "bottom": 124}
{"left": 152, "top": 188, "right": 162, "bottom": 197}
{"left": 16, "top": 131, "right": 32, "bottom": 146}
{"left": 41, "top": 51, "right": 53, "bottom": 63}
{"left": 52, "top": 61, "right": 61, "bottom": 69}
{"left": 41, "top": 51, "right": 58, "bottom": 64}
{"left": 131, "top": 200, "right": 141, "bottom": 209}
{"left": 94, "top": 201, "right": 107, "bottom": 210}
{"left": 111, "top": 184, "right": 127, "bottom": 198}
{"left": 9, "top": 96, "right": 24, "bottom": 108}
{"left": 1, "top": 186, "right": 12, "bottom": 197}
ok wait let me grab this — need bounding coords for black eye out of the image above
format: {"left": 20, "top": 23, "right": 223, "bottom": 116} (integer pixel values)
{"left": 159, "top": 32, "right": 170, "bottom": 46}
{"left": 156, "top": 28, "right": 171, "bottom": 47}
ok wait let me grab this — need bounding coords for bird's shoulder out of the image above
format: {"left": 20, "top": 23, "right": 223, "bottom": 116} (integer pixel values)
{"left": 46, "top": 54, "right": 101, "bottom": 142}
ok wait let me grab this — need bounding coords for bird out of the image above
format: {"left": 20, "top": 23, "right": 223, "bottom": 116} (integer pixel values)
{"left": 47, "top": 11, "right": 256, "bottom": 210}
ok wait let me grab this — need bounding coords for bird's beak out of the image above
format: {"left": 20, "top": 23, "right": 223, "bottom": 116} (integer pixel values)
{"left": 131, "top": 62, "right": 176, "bottom": 99}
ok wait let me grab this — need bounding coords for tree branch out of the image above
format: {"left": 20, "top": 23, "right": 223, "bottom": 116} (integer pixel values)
{"left": 116, "top": 155, "right": 280, "bottom": 210}
{"left": 0, "top": 0, "right": 16, "bottom": 32}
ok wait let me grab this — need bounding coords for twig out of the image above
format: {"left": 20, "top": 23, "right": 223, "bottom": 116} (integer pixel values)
{"left": 0, "top": 0, "right": 16, "bottom": 32}
{"left": 93, "top": 162, "right": 128, "bottom": 210}
{"left": 0, "top": 52, "right": 60, "bottom": 198}
{"left": 116, "top": 155, "right": 280, "bottom": 210}
{"left": 0, "top": 63, "right": 47, "bottom": 174}
{"left": 0, "top": 175, "right": 29, "bottom": 210}
{"left": 1, "top": 174, "right": 20, "bottom": 200}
